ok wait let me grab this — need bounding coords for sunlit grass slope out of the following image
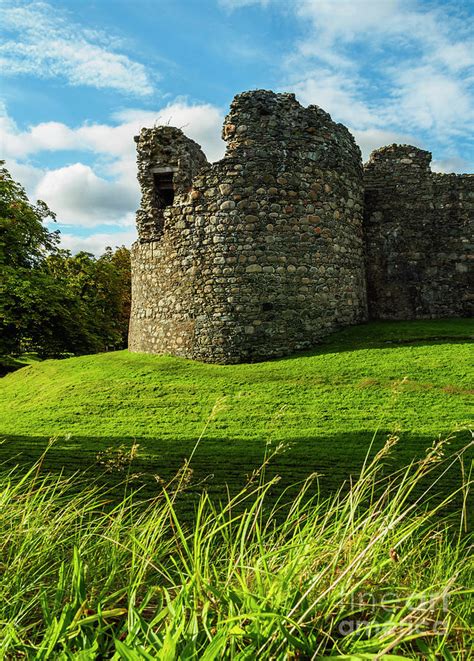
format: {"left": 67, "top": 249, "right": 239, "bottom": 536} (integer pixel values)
{"left": 0, "top": 319, "right": 472, "bottom": 499}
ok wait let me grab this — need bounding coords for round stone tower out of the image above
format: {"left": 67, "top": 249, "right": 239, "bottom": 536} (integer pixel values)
{"left": 129, "top": 90, "right": 368, "bottom": 363}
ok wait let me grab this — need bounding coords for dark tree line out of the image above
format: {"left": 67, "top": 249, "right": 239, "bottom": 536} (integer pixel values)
{"left": 0, "top": 161, "right": 131, "bottom": 359}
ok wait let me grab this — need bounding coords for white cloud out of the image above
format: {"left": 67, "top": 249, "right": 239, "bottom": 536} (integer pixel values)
{"left": 351, "top": 128, "right": 422, "bottom": 163}
{"left": 281, "top": 0, "right": 474, "bottom": 162}
{"left": 431, "top": 156, "right": 470, "bottom": 174}
{"left": 59, "top": 230, "right": 137, "bottom": 256}
{"left": 4, "top": 159, "right": 46, "bottom": 194}
{"left": 1, "top": 102, "right": 225, "bottom": 163}
{"left": 1, "top": 99, "right": 225, "bottom": 238}
{"left": 1, "top": 120, "right": 79, "bottom": 159}
{"left": 289, "top": 72, "right": 381, "bottom": 129}
{"left": 0, "top": 1, "right": 153, "bottom": 96}
{"left": 391, "top": 66, "right": 473, "bottom": 135}
{"left": 35, "top": 163, "right": 138, "bottom": 226}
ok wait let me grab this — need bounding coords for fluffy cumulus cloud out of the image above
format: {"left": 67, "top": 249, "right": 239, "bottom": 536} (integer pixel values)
{"left": 0, "top": 1, "right": 153, "bottom": 96}
{"left": 2, "top": 100, "right": 225, "bottom": 250}
{"left": 4, "top": 159, "right": 46, "bottom": 195}
{"left": 1, "top": 102, "right": 225, "bottom": 163}
{"left": 35, "top": 164, "right": 138, "bottom": 226}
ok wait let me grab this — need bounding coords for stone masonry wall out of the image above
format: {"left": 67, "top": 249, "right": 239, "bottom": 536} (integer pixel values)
{"left": 134, "top": 126, "right": 208, "bottom": 241}
{"left": 129, "top": 90, "right": 368, "bottom": 363}
{"left": 364, "top": 145, "right": 473, "bottom": 319}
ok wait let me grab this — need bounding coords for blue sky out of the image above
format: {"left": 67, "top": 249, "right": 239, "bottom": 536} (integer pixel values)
{"left": 1, "top": 0, "right": 473, "bottom": 254}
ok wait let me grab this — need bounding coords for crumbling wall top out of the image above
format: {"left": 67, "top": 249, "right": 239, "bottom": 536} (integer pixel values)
{"left": 134, "top": 126, "right": 208, "bottom": 241}
{"left": 134, "top": 126, "right": 208, "bottom": 195}
{"left": 221, "top": 89, "right": 362, "bottom": 174}
{"left": 365, "top": 144, "right": 432, "bottom": 172}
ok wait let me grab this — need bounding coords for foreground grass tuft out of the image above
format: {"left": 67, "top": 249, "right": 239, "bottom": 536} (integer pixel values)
{"left": 1, "top": 437, "right": 472, "bottom": 659}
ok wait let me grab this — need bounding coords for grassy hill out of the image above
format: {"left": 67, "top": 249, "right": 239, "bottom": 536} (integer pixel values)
{"left": 0, "top": 318, "right": 472, "bottom": 503}
{"left": 1, "top": 318, "right": 473, "bottom": 657}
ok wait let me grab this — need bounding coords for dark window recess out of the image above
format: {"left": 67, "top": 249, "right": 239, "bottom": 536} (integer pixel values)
{"left": 154, "top": 172, "right": 174, "bottom": 209}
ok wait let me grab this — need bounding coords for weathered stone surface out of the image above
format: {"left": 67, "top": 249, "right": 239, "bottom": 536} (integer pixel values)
{"left": 134, "top": 126, "right": 208, "bottom": 241}
{"left": 128, "top": 91, "right": 472, "bottom": 364}
{"left": 364, "top": 145, "right": 473, "bottom": 319}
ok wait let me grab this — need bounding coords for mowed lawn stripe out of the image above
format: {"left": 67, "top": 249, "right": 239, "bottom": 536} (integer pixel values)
{"left": 0, "top": 319, "right": 472, "bottom": 503}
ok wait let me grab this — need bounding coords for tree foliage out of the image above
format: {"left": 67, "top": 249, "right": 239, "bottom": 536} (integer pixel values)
{"left": 0, "top": 164, "right": 60, "bottom": 268}
{"left": 45, "top": 247, "right": 131, "bottom": 353}
{"left": 0, "top": 161, "right": 131, "bottom": 358}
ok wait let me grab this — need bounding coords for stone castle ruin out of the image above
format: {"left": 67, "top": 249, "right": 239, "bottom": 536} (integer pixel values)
{"left": 128, "top": 90, "right": 473, "bottom": 363}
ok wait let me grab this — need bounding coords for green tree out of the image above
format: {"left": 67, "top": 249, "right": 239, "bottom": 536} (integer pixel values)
{"left": 0, "top": 161, "right": 74, "bottom": 357}
{"left": 45, "top": 247, "right": 131, "bottom": 351}
{"left": 1, "top": 162, "right": 131, "bottom": 358}
{"left": 0, "top": 163, "right": 59, "bottom": 269}
{"left": 96, "top": 246, "right": 131, "bottom": 348}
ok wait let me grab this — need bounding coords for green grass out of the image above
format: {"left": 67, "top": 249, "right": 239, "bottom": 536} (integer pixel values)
{"left": 1, "top": 319, "right": 473, "bottom": 657}
{"left": 0, "top": 441, "right": 472, "bottom": 658}
{"left": 0, "top": 319, "right": 473, "bottom": 505}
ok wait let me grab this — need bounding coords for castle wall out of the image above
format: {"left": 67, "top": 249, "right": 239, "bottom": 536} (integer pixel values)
{"left": 129, "top": 90, "right": 368, "bottom": 363}
{"left": 134, "top": 126, "right": 208, "bottom": 241}
{"left": 364, "top": 145, "right": 473, "bottom": 319}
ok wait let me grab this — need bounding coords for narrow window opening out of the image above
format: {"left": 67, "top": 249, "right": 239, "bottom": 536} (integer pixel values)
{"left": 154, "top": 172, "right": 174, "bottom": 209}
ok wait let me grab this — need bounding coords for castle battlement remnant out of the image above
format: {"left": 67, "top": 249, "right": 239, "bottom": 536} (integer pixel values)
{"left": 364, "top": 144, "right": 472, "bottom": 319}
{"left": 128, "top": 90, "right": 473, "bottom": 363}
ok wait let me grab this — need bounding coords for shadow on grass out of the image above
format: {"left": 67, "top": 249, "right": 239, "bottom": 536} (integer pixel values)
{"left": 0, "top": 357, "right": 28, "bottom": 377}
{"left": 1, "top": 430, "right": 471, "bottom": 520}
{"left": 219, "top": 318, "right": 473, "bottom": 365}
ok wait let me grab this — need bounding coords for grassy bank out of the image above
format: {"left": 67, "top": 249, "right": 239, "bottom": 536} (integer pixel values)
{"left": 0, "top": 440, "right": 472, "bottom": 658}
{"left": 0, "top": 319, "right": 472, "bottom": 503}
